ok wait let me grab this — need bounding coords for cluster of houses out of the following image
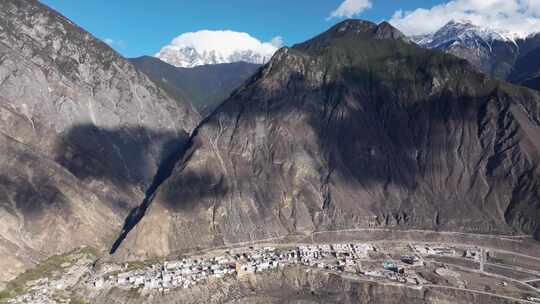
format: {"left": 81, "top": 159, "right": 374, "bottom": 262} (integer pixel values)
{"left": 413, "top": 244, "right": 457, "bottom": 256}
{"left": 92, "top": 242, "right": 429, "bottom": 294}
{"left": 94, "top": 255, "right": 237, "bottom": 293}
{"left": 4, "top": 242, "right": 529, "bottom": 303}
{"left": 412, "top": 244, "right": 485, "bottom": 262}
{"left": 295, "top": 243, "right": 372, "bottom": 271}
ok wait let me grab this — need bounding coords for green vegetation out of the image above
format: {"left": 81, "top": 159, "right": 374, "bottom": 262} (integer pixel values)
{"left": 103, "top": 258, "right": 159, "bottom": 278}
{"left": 69, "top": 297, "right": 91, "bottom": 304}
{"left": 0, "top": 247, "right": 98, "bottom": 303}
{"left": 0, "top": 291, "right": 10, "bottom": 303}
{"left": 487, "top": 252, "right": 511, "bottom": 265}
{"left": 270, "top": 24, "right": 500, "bottom": 110}
{"left": 488, "top": 256, "right": 508, "bottom": 265}
{"left": 125, "top": 260, "right": 147, "bottom": 271}
{"left": 124, "top": 256, "right": 163, "bottom": 271}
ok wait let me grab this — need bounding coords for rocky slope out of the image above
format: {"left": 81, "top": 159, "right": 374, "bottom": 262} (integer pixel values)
{"left": 415, "top": 20, "right": 540, "bottom": 91}
{"left": 0, "top": 0, "right": 199, "bottom": 281}
{"left": 130, "top": 56, "right": 261, "bottom": 114}
{"left": 508, "top": 45, "right": 540, "bottom": 91}
{"left": 115, "top": 20, "right": 540, "bottom": 260}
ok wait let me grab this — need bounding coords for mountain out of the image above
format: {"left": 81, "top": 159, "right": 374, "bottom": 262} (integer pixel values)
{"left": 508, "top": 38, "right": 540, "bottom": 91}
{"left": 156, "top": 46, "right": 270, "bottom": 68}
{"left": 0, "top": 0, "right": 199, "bottom": 281}
{"left": 130, "top": 56, "right": 261, "bottom": 114}
{"left": 155, "top": 30, "right": 278, "bottom": 68}
{"left": 114, "top": 20, "right": 540, "bottom": 260}
{"left": 413, "top": 20, "right": 520, "bottom": 80}
{"left": 414, "top": 20, "right": 540, "bottom": 90}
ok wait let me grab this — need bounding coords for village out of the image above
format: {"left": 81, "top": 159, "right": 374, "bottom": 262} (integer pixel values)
{"left": 88, "top": 242, "right": 482, "bottom": 294}
{"left": 6, "top": 240, "right": 540, "bottom": 304}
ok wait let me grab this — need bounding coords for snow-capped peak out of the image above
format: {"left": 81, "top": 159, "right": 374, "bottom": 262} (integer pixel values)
{"left": 155, "top": 30, "right": 282, "bottom": 68}
{"left": 413, "top": 19, "right": 519, "bottom": 49}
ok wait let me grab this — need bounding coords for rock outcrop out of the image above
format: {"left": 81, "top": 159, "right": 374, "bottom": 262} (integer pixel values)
{"left": 0, "top": 0, "right": 199, "bottom": 281}
{"left": 117, "top": 20, "right": 540, "bottom": 259}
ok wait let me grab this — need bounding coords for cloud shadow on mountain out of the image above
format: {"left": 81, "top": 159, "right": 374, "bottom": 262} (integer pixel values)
{"left": 54, "top": 124, "right": 189, "bottom": 192}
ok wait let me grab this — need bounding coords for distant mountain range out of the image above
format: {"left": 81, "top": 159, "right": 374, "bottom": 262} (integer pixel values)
{"left": 130, "top": 56, "right": 260, "bottom": 115}
{"left": 154, "top": 32, "right": 277, "bottom": 68}
{"left": 156, "top": 46, "right": 271, "bottom": 68}
{"left": 414, "top": 20, "right": 540, "bottom": 91}
{"left": 133, "top": 20, "right": 540, "bottom": 115}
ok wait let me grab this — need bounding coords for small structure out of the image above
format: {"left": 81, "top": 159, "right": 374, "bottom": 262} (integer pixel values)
{"left": 400, "top": 256, "right": 416, "bottom": 265}
{"left": 463, "top": 249, "right": 480, "bottom": 260}
{"left": 383, "top": 261, "right": 398, "bottom": 272}
{"left": 93, "top": 278, "right": 104, "bottom": 288}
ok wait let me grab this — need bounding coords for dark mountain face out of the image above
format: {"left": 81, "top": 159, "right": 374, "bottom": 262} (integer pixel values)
{"left": 114, "top": 20, "right": 540, "bottom": 259}
{"left": 0, "top": 0, "right": 198, "bottom": 281}
{"left": 130, "top": 56, "right": 261, "bottom": 115}
{"left": 508, "top": 43, "right": 540, "bottom": 91}
{"left": 415, "top": 21, "right": 540, "bottom": 92}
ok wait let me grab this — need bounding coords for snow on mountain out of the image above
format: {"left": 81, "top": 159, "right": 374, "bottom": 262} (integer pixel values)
{"left": 411, "top": 19, "right": 540, "bottom": 82}
{"left": 156, "top": 30, "right": 282, "bottom": 68}
{"left": 413, "top": 19, "right": 518, "bottom": 51}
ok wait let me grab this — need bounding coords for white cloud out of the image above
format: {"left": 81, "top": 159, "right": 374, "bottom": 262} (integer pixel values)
{"left": 389, "top": 0, "right": 540, "bottom": 37}
{"left": 158, "top": 30, "right": 280, "bottom": 59}
{"left": 155, "top": 30, "right": 283, "bottom": 67}
{"left": 329, "top": 0, "right": 373, "bottom": 19}
{"left": 270, "top": 36, "right": 285, "bottom": 48}
{"left": 104, "top": 38, "right": 127, "bottom": 49}
{"left": 161, "top": 30, "right": 282, "bottom": 56}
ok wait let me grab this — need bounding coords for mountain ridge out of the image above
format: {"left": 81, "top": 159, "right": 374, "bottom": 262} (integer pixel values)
{"left": 129, "top": 56, "right": 261, "bottom": 114}
{"left": 113, "top": 20, "right": 540, "bottom": 260}
{"left": 0, "top": 0, "right": 199, "bottom": 281}
{"left": 414, "top": 20, "right": 540, "bottom": 88}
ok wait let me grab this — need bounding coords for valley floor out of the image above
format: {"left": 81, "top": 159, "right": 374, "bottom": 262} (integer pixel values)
{"left": 2, "top": 230, "right": 540, "bottom": 304}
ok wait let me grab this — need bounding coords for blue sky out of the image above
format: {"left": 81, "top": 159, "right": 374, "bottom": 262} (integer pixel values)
{"left": 39, "top": 0, "right": 540, "bottom": 58}
{"left": 39, "top": 0, "right": 442, "bottom": 58}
